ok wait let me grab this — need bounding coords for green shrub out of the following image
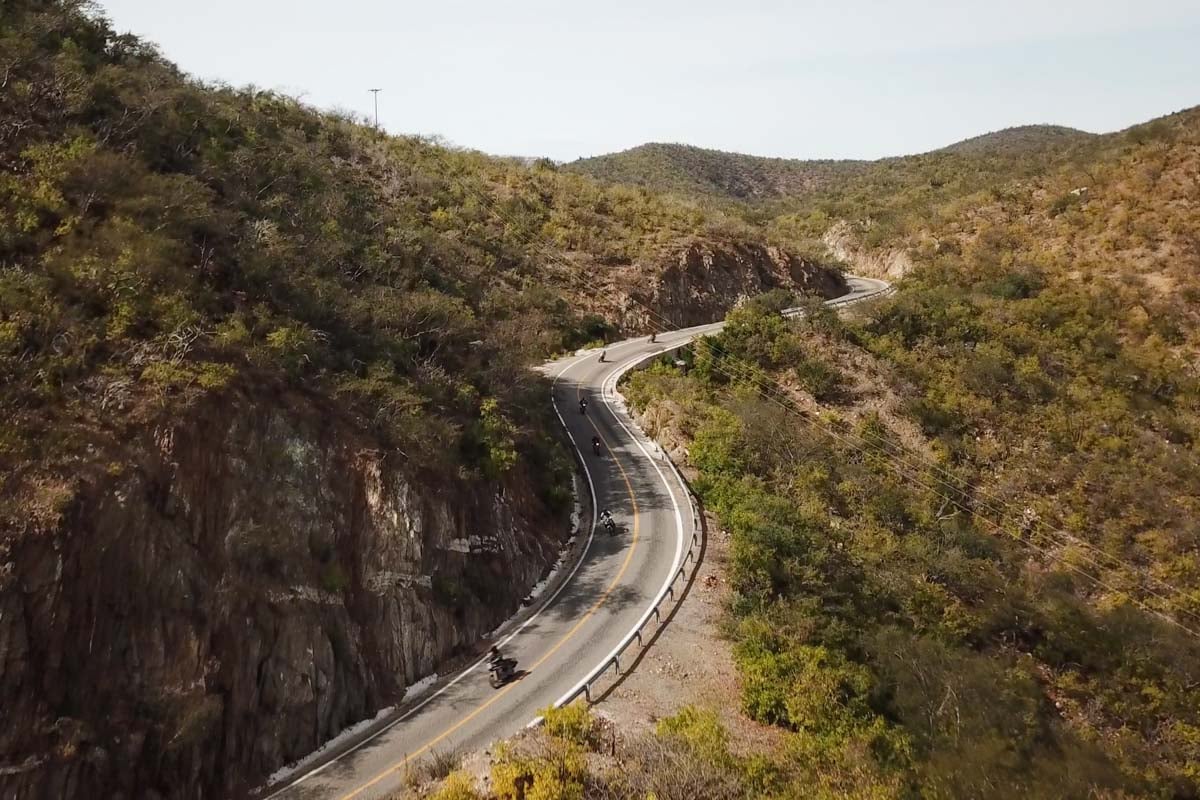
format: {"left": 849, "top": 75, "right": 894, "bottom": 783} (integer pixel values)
{"left": 542, "top": 702, "right": 596, "bottom": 747}
{"left": 429, "top": 771, "right": 482, "bottom": 800}
{"left": 490, "top": 740, "right": 586, "bottom": 800}
{"left": 655, "top": 706, "right": 732, "bottom": 766}
{"left": 793, "top": 356, "right": 844, "bottom": 400}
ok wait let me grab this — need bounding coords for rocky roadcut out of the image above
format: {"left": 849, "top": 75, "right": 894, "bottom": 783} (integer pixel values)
{"left": 634, "top": 243, "right": 846, "bottom": 330}
{"left": 9, "top": 1, "right": 1198, "bottom": 798}
{"left": 0, "top": 2, "right": 847, "bottom": 797}
{"left": 1, "top": 390, "right": 564, "bottom": 798}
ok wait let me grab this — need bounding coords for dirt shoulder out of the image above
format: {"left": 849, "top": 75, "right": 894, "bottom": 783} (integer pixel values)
{"left": 590, "top": 509, "right": 784, "bottom": 756}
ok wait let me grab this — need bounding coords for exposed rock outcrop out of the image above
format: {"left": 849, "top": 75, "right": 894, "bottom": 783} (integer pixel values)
{"left": 611, "top": 241, "right": 847, "bottom": 331}
{"left": 0, "top": 388, "right": 565, "bottom": 799}
{"left": 822, "top": 221, "right": 913, "bottom": 280}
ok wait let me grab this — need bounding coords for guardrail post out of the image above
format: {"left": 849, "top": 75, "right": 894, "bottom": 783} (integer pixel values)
{"left": 549, "top": 288, "right": 890, "bottom": 717}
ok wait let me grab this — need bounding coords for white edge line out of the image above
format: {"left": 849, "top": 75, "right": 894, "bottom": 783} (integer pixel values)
{"left": 536, "top": 277, "right": 892, "bottom": 717}
{"left": 264, "top": 351, "right": 599, "bottom": 797}
{"left": 544, "top": 341, "right": 691, "bottom": 714}
{"left": 265, "top": 280, "right": 893, "bottom": 792}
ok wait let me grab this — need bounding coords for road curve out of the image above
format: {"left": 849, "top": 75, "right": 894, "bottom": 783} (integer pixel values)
{"left": 264, "top": 276, "right": 891, "bottom": 800}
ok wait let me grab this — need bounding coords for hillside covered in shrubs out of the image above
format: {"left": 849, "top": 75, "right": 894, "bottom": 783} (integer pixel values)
{"left": 563, "top": 99, "right": 1200, "bottom": 800}
{"left": 0, "top": 3, "right": 849, "bottom": 796}
{"left": 564, "top": 142, "right": 869, "bottom": 201}
{"left": 609, "top": 108, "right": 1200, "bottom": 795}
{"left": 0, "top": 0, "right": 842, "bottom": 534}
{"left": 408, "top": 104, "right": 1200, "bottom": 794}
{"left": 4, "top": 1, "right": 1199, "bottom": 796}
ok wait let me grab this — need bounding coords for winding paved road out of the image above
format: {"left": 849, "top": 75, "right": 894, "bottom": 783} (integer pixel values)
{"left": 264, "top": 276, "right": 891, "bottom": 800}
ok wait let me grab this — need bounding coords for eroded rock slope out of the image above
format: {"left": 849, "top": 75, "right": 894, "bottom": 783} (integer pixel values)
{"left": 0, "top": 388, "right": 564, "bottom": 799}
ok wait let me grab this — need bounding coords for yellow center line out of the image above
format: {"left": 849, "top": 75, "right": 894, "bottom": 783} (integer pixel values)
{"left": 336, "top": 379, "right": 639, "bottom": 800}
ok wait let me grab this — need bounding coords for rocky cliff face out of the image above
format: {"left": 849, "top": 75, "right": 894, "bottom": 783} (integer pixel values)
{"left": 822, "top": 221, "right": 913, "bottom": 280}
{"left": 610, "top": 241, "right": 848, "bottom": 331}
{"left": 0, "top": 388, "right": 565, "bottom": 799}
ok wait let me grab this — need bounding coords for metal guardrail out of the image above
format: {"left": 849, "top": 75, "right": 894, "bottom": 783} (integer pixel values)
{"left": 550, "top": 281, "right": 894, "bottom": 710}
{"left": 573, "top": 440, "right": 705, "bottom": 706}
{"left": 795, "top": 283, "right": 897, "bottom": 313}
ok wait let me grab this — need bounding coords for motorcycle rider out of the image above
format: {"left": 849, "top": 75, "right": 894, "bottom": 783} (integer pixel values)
{"left": 591, "top": 435, "right": 602, "bottom": 455}
{"left": 579, "top": 397, "right": 588, "bottom": 414}
{"left": 600, "top": 508, "right": 616, "bottom": 532}
{"left": 599, "top": 349, "right": 607, "bottom": 363}
{"left": 488, "top": 645, "right": 516, "bottom": 687}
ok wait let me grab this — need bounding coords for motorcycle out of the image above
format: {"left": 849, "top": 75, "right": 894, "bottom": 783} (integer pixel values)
{"left": 488, "top": 656, "right": 518, "bottom": 688}
{"left": 579, "top": 398, "right": 588, "bottom": 415}
{"left": 592, "top": 438, "right": 602, "bottom": 456}
{"left": 603, "top": 516, "right": 617, "bottom": 536}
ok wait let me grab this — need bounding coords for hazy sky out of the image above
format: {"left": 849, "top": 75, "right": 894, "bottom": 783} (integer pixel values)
{"left": 96, "top": 0, "right": 1200, "bottom": 161}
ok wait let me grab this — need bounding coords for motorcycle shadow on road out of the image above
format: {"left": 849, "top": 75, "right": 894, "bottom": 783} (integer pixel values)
{"left": 500, "top": 669, "right": 530, "bottom": 687}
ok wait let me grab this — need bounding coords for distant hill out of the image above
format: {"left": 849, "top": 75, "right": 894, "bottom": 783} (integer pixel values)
{"left": 0, "top": 4, "right": 851, "bottom": 798}
{"left": 758, "top": 106, "right": 1200, "bottom": 260}
{"left": 567, "top": 126, "right": 1104, "bottom": 204}
{"left": 936, "top": 124, "right": 1097, "bottom": 156}
{"left": 563, "top": 143, "right": 869, "bottom": 201}
{"left": 604, "top": 103, "right": 1200, "bottom": 800}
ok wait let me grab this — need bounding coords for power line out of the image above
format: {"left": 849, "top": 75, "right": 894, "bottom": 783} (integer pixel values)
{"left": 673, "top": 336, "right": 1200, "bottom": 623}
{"left": 409, "top": 141, "right": 1200, "bottom": 638}
{"left": 462, "top": 180, "right": 1200, "bottom": 610}
{"left": 668, "top": 343, "right": 1200, "bottom": 634}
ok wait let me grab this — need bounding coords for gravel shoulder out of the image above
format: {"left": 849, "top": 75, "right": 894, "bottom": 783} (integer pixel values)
{"left": 591, "top": 510, "right": 784, "bottom": 756}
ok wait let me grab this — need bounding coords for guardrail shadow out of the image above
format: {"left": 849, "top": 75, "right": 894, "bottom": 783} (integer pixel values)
{"left": 586, "top": 502, "right": 708, "bottom": 706}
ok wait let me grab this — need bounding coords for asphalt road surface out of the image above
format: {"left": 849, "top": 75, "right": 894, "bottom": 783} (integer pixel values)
{"left": 265, "top": 276, "right": 891, "bottom": 800}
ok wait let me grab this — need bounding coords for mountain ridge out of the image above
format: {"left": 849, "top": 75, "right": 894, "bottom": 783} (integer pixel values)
{"left": 933, "top": 123, "right": 1096, "bottom": 155}
{"left": 564, "top": 121, "right": 1119, "bottom": 201}
{"left": 563, "top": 142, "right": 868, "bottom": 200}
{"left": 0, "top": 3, "right": 848, "bottom": 797}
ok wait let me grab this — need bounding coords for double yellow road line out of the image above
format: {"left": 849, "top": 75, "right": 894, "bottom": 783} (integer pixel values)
{"left": 337, "top": 382, "right": 640, "bottom": 799}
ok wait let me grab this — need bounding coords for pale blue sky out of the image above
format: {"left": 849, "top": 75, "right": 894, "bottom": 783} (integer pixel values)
{"left": 96, "top": 0, "right": 1200, "bottom": 161}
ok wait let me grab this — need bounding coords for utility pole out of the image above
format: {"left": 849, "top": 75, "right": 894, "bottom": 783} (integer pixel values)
{"left": 369, "top": 88, "right": 381, "bottom": 129}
